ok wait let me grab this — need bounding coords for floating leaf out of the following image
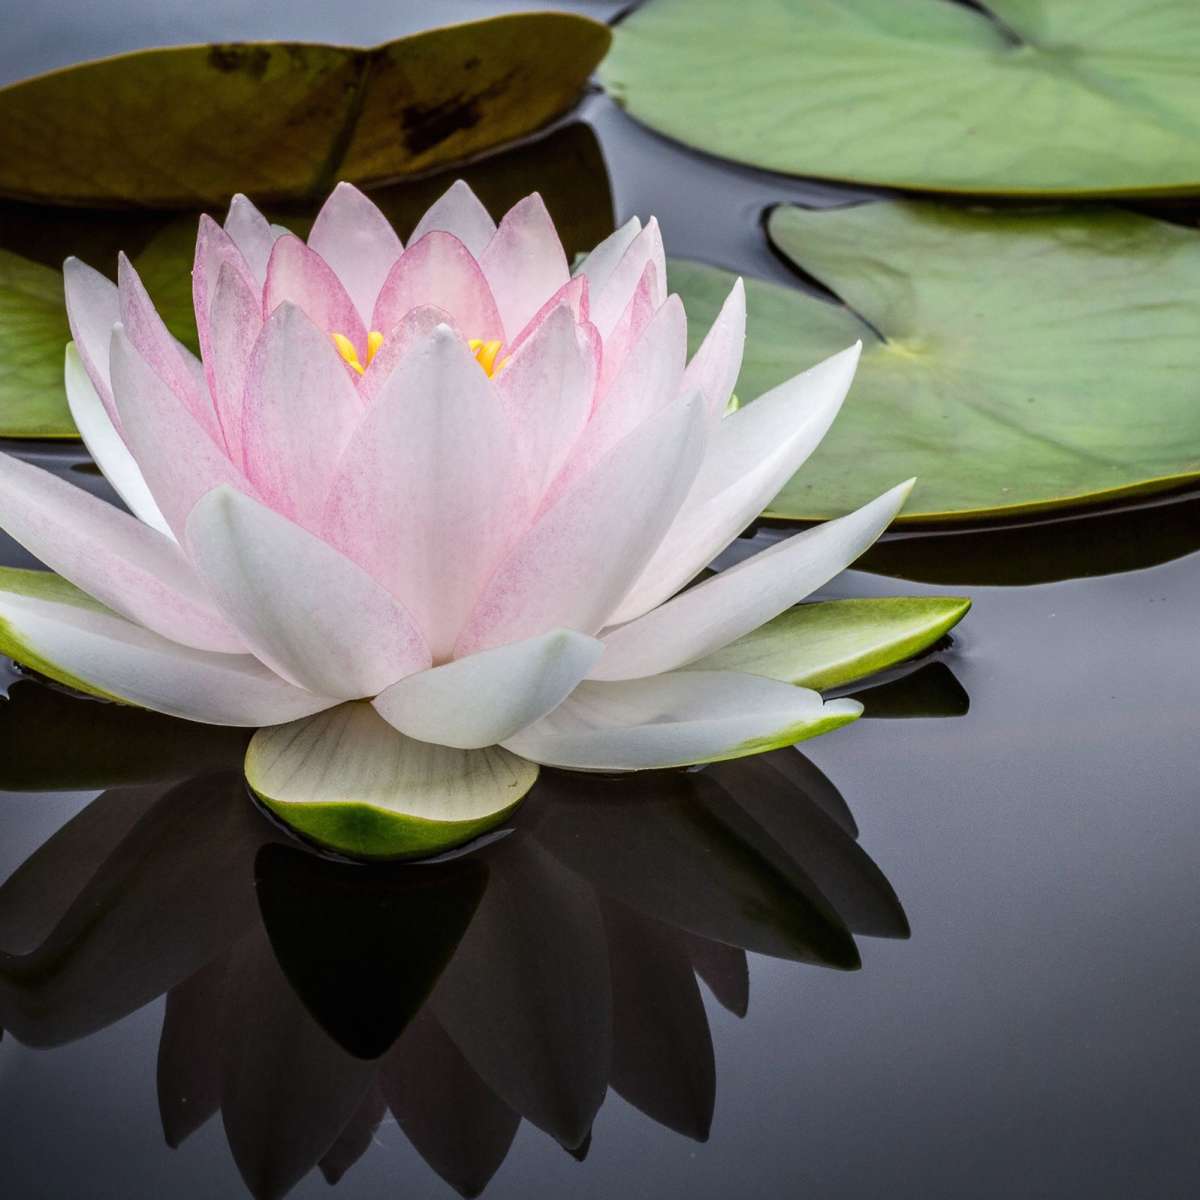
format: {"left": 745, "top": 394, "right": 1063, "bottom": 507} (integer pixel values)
{"left": 245, "top": 703, "right": 538, "bottom": 861}
{"left": 0, "top": 14, "right": 611, "bottom": 207}
{"left": 689, "top": 596, "right": 969, "bottom": 690}
{"left": 603, "top": 0, "right": 1200, "bottom": 196}
{"left": 0, "top": 251, "right": 73, "bottom": 437}
{"left": 671, "top": 201, "right": 1200, "bottom": 523}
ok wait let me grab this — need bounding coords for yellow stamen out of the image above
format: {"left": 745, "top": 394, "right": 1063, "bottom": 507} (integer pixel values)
{"left": 331, "top": 330, "right": 384, "bottom": 375}
{"left": 468, "top": 338, "right": 505, "bottom": 377}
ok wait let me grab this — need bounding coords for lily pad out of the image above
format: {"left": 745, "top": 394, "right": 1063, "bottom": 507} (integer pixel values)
{"left": 0, "top": 251, "right": 73, "bottom": 437}
{"left": 670, "top": 201, "right": 1200, "bottom": 523}
{"left": 689, "top": 596, "right": 970, "bottom": 689}
{"left": 0, "top": 13, "right": 611, "bottom": 207}
{"left": 602, "top": 0, "right": 1200, "bottom": 196}
{"left": 245, "top": 703, "right": 538, "bottom": 861}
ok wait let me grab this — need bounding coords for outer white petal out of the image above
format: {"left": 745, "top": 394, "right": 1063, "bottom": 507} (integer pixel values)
{"left": 186, "top": 487, "right": 431, "bottom": 700}
{"left": 502, "top": 670, "right": 862, "bottom": 771}
{"left": 0, "top": 592, "right": 333, "bottom": 726}
{"left": 63, "top": 257, "right": 120, "bottom": 419}
{"left": 592, "top": 480, "right": 914, "bottom": 681}
{"left": 683, "top": 276, "right": 746, "bottom": 422}
{"left": 573, "top": 216, "right": 641, "bottom": 292}
{"left": 64, "top": 343, "right": 172, "bottom": 537}
{"left": 408, "top": 180, "right": 497, "bottom": 258}
{"left": 374, "top": 629, "right": 603, "bottom": 750}
{"left": 609, "top": 342, "right": 861, "bottom": 624}
{"left": 0, "top": 450, "right": 243, "bottom": 653}
{"left": 307, "top": 181, "right": 404, "bottom": 325}
{"left": 454, "top": 390, "right": 708, "bottom": 656}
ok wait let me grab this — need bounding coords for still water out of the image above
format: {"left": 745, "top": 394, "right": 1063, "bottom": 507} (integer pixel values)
{"left": 2, "top": 3, "right": 1199, "bottom": 1198}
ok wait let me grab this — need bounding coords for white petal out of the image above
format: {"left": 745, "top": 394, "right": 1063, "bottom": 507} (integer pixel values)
{"left": 408, "top": 180, "right": 497, "bottom": 258}
{"left": 454, "top": 390, "right": 707, "bottom": 656}
{"left": 573, "top": 216, "right": 641, "bottom": 292}
{"left": 64, "top": 342, "right": 172, "bottom": 537}
{"left": 683, "top": 276, "right": 746, "bottom": 421}
{"left": 0, "top": 450, "right": 243, "bottom": 653}
{"left": 590, "top": 218, "right": 667, "bottom": 338}
{"left": 0, "top": 591, "right": 332, "bottom": 725}
{"left": 307, "top": 182, "right": 404, "bottom": 325}
{"left": 186, "top": 487, "right": 431, "bottom": 700}
{"left": 592, "top": 480, "right": 914, "bottom": 681}
{"left": 503, "top": 670, "right": 862, "bottom": 770}
{"left": 63, "top": 257, "right": 120, "bottom": 420}
{"left": 609, "top": 341, "right": 861, "bottom": 624}
{"left": 374, "top": 629, "right": 603, "bottom": 749}
{"left": 322, "top": 325, "right": 521, "bottom": 661}
{"left": 224, "top": 194, "right": 278, "bottom": 287}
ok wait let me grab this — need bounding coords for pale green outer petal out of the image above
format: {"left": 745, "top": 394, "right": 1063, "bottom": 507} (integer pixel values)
{"left": 502, "top": 670, "right": 861, "bottom": 772}
{"left": 0, "top": 569, "right": 335, "bottom": 725}
{"left": 246, "top": 703, "right": 539, "bottom": 859}
{"left": 688, "top": 597, "right": 972, "bottom": 690}
{"left": 373, "top": 629, "right": 603, "bottom": 749}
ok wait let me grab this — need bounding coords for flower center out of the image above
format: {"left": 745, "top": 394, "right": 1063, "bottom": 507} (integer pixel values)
{"left": 469, "top": 338, "right": 505, "bottom": 377}
{"left": 331, "top": 330, "right": 384, "bottom": 375}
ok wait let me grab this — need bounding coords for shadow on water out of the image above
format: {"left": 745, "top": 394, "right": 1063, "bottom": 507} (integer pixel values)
{"left": 0, "top": 674, "right": 911, "bottom": 1198}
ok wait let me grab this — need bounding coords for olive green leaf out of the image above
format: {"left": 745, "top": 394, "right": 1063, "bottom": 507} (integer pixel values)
{"left": 671, "top": 201, "right": 1200, "bottom": 523}
{"left": 602, "top": 0, "right": 1200, "bottom": 196}
{"left": 0, "top": 13, "right": 611, "bottom": 207}
{"left": 688, "top": 596, "right": 970, "bottom": 690}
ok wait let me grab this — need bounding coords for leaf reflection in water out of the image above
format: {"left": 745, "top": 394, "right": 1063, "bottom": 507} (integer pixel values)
{"left": 0, "top": 673, "right": 929, "bottom": 1198}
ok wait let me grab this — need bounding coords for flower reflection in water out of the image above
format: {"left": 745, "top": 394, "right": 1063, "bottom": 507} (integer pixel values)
{"left": 0, "top": 672, "right": 926, "bottom": 1199}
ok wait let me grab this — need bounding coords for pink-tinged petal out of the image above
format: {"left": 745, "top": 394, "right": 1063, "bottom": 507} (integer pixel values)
{"left": 110, "top": 325, "right": 254, "bottom": 538}
{"left": 479, "top": 194, "right": 570, "bottom": 341}
{"left": 559, "top": 292, "right": 686, "bottom": 495}
{"left": 371, "top": 232, "right": 503, "bottom": 345}
{"left": 262, "top": 234, "right": 366, "bottom": 354}
{"left": 408, "top": 179, "right": 496, "bottom": 258}
{"left": 455, "top": 390, "right": 707, "bottom": 655}
{"left": 240, "top": 303, "right": 363, "bottom": 530}
{"left": 63, "top": 257, "right": 119, "bottom": 421}
{"left": 358, "top": 304, "right": 454, "bottom": 407}
{"left": 496, "top": 303, "right": 598, "bottom": 504}
{"left": 610, "top": 343, "right": 861, "bottom": 624}
{"left": 596, "top": 260, "right": 658, "bottom": 398}
{"left": 64, "top": 343, "right": 172, "bottom": 538}
{"left": 573, "top": 216, "right": 641, "bottom": 294}
{"left": 205, "top": 262, "right": 262, "bottom": 463}
{"left": 187, "top": 487, "right": 430, "bottom": 699}
{"left": 592, "top": 480, "right": 914, "bottom": 681}
{"left": 193, "top": 215, "right": 259, "bottom": 385}
{"left": 374, "top": 629, "right": 602, "bottom": 749}
{"left": 0, "top": 451, "right": 243, "bottom": 653}
{"left": 117, "top": 253, "right": 223, "bottom": 445}
{"left": 323, "top": 325, "right": 521, "bottom": 661}
{"left": 0, "top": 592, "right": 335, "bottom": 726}
{"left": 224, "top": 194, "right": 278, "bottom": 287}
{"left": 590, "top": 218, "right": 666, "bottom": 338}
{"left": 503, "top": 671, "right": 860, "bottom": 771}
{"left": 307, "top": 182, "right": 404, "bottom": 326}
{"left": 502, "top": 274, "right": 589, "bottom": 360}
{"left": 684, "top": 276, "right": 746, "bottom": 422}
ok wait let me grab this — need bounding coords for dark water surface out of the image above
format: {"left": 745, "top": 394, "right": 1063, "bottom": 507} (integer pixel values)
{"left": 2, "top": 3, "right": 1200, "bottom": 1198}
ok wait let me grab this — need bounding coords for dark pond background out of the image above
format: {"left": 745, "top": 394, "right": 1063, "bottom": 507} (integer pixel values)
{"left": 2, "top": 2, "right": 1200, "bottom": 1198}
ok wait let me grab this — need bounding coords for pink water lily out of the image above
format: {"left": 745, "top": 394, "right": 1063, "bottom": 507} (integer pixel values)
{"left": 0, "top": 180, "right": 912, "bottom": 856}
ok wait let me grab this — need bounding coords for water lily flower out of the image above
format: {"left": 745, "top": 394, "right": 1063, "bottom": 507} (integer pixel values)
{"left": 0, "top": 181, "right": 913, "bottom": 856}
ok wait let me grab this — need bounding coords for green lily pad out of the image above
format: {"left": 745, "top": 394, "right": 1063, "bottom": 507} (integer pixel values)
{"left": 0, "top": 14, "right": 611, "bottom": 207}
{"left": 670, "top": 201, "right": 1200, "bottom": 523}
{"left": 245, "top": 703, "right": 538, "bottom": 861}
{"left": 688, "top": 596, "right": 970, "bottom": 689}
{"left": 0, "top": 251, "right": 73, "bottom": 437}
{"left": 602, "top": 0, "right": 1200, "bottom": 196}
